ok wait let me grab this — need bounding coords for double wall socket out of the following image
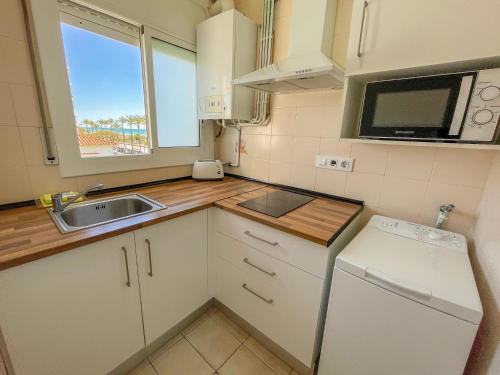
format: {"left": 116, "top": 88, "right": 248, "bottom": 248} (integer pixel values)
{"left": 315, "top": 155, "right": 354, "bottom": 172}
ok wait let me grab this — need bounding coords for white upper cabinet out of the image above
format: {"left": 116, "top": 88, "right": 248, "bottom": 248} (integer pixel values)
{"left": 0, "top": 233, "right": 144, "bottom": 375}
{"left": 135, "top": 210, "right": 210, "bottom": 345}
{"left": 346, "top": 0, "right": 500, "bottom": 75}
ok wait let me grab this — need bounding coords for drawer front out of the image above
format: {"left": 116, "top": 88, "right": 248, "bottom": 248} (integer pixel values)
{"left": 214, "top": 231, "right": 324, "bottom": 309}
{"left": 215, "top": 256, "right": 322, "bottom": 367}
{"left": 214, "top": 209, "right": 328, "bottom": 278}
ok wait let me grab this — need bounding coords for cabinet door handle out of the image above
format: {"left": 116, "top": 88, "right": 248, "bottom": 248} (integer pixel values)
{"left": 244, "top": 230, "right": 279, "bottom": 246}
{"left": 145, "top": 239, "right": 153, "bottom": 277}
{"left": 357, "top": 0, "right": 369, "bottom": 57}
{"left": 242, "top": 283, "right": 274, "bottom": 304}
{"left": 121, "top": 246, "right": 131, "bottom": 287}
{"left": 243, "top": 257, "right": 276, "bottom": 277}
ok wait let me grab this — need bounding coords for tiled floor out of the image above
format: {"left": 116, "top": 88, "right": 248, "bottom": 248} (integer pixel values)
{"left": 127, "top": 306, "right": 302, "bottom": 375}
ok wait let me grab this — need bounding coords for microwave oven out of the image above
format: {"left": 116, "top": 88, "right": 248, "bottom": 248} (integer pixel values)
{"left": 358, "top": 68, "right": 500, "bottom": 142}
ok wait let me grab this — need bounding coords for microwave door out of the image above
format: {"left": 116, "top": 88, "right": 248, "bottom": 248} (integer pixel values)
{"left": 359, "top": 73, "right": 476, "bottom": 141}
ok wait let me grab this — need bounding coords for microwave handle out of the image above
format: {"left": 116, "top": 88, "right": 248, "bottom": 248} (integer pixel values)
{"left": 449, "top": 75, "right": 474, "bottom": 136}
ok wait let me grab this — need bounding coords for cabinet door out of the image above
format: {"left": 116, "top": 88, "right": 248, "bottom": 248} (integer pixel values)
{"left": 135, "top": 210, "right": 209, "bottom": 345}
{"left": 346, "top": 0, "right": 500, "bottom": 75}
{"left": 0, "top": 233, "right": 144, "bottom": 375}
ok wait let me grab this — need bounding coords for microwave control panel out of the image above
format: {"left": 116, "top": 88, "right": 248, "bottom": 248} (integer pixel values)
{"left": 461, "top": 68, "right": 500, "bottom": 142}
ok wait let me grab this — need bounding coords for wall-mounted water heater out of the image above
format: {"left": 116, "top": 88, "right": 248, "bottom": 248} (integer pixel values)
{"left": 196, "top": 10, "right": 257, "bottom": 121}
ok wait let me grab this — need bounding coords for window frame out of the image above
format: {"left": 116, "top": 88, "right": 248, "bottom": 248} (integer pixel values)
{"left": 26, "top": 0, "right": 212, "bottom": 177}
{"left": 142, "top": 26, "right": 201, "bottom": 150}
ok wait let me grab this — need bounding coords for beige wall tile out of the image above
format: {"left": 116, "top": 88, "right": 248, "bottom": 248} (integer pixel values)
{"left": 420, "top": 182, "right": 483, "bottom": 220}
{"left": 0, "top": 82, "right": 17, "bottom": 125}
{"left": 28, "top": 165, "right": 78, "bottom": 196}
{"left": 19, "top": 126, "right": 44, "bottom": 166}
{"left": 321, "top": 105, "right": 344, "bottom": 138}
{"left": 269, "top": 161, "right": 291, "bottom": 185}
{"left": 242, "top": 134, "right": 271, "bottom": 160}
{"left": 0, "top": 126, "right": 25, "bottom": 169}
{"left": 430, "top": 149, "right": 496, "bottom": 188}
{"left": 270, "top": 135, "right": 293, "bottom": 162}
{"left": 271, "top": 93, "right": 297, "bottom": 109}
{"left": 0, "top": 0, "right": 26, "bottom": 41}
{"left": 319, "top": 138, "right": 351, "bottom": 156}
{"left": 0, "top": 166, "right": 32, "bottom": 204}
{"left": 293, "top": 90, "right": 343, "bottom": 108}
{"left": 351, "top": 143, "right": 389, "bottom": 175}
{"left": 290, "top": 164, "right": 316, "bottom": 190}
{"left": 295, "top": 106, "right": 328, "bottom": 137}
{"left": 270, "top": 107, "right": 297, "bottom": 135}
{"left": 379, "top": 176, "right": 428, "bottom": 219}
{"left": 291, "top": 137, "right": 320, "bottom": 166}
{"left": 386, "top": 146, "right": 437, "bottom": 181}
{"left": 315, "top": 169, "right": 347, "bottom": 196}
{"left": 10, "top": 84, "right": 41, "bottom": 126}
{"left": 249, "top": 158, "right": 270, "bottom": 182}
{"left": 345, "top": 172, "right": 383, "bottom": 206}
{"left": 0, "top": 36, "right": 33, "bottom": 85}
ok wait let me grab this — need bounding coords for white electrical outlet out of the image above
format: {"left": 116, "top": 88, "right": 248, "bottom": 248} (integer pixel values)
{"left": 315, "top": 155, "right": 354, "bottom": 172}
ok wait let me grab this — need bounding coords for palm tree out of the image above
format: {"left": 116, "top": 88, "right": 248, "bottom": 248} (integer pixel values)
{"left": 80, "top": 119, "right": 95, "bottom": 134}
{"left": 117, "top": 116, "right": 128, "bottom": 148}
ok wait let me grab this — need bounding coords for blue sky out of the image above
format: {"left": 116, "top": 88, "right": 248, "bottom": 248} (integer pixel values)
{"left": 60, "top": 23, "right": 146, "bottom": 123}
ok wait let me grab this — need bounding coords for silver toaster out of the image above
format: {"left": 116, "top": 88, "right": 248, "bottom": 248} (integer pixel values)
{"left": 192, "top": 159, "right": 224, "bottom": 180}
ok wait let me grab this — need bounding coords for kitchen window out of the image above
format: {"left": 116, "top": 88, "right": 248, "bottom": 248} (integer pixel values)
{"left": 25, "top": 0, "right": 212, "bottom": 176}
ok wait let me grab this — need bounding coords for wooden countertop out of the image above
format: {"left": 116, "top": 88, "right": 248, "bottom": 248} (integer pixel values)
{"left": 0, "top": 177, "right": 362, "bottom": 271}
{"left": 215, "top": 186, "right": 363, "bottom": 246}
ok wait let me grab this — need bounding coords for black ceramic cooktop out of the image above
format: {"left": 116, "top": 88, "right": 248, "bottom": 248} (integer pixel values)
{"left": 237, "top": 190, "right": 315, "bottom": 218}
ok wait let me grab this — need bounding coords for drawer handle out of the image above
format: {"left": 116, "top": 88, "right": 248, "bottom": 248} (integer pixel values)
{"left": 242, "top": 283, "right": 274, "bottom": 304}
{"left": 121, "top": 246, "right": 131, "bottom": 287}
{"left": 145, "top": 239, "right": 153, "bottom": 277}
{"left": 244, "top": 230, "right": 279, "bottom": 246}
{"left": 243, "top": 257, "right": 277, "bottom": 277}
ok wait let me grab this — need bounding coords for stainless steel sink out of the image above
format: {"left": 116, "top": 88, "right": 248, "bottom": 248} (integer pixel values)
{"left": 49, "top": 194, "right": 166, "bottom": 233}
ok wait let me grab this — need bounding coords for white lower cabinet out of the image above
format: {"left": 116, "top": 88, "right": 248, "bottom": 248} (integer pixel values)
{"left": 135, "top": 210, "right": 210, "bottom": 345}
{"left": 0, "top": 233, "right": 144, "bottom": 375}
{"left": 0, "top": 210, "right": 210, "bottom": 375}
{"left": 212, "top": 209, "right": 338, "bottom": 368}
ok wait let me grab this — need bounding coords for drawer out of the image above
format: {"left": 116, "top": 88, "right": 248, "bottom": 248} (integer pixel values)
{"left": 214, "top": 231, "right": 324, "bottom": 309}
{"left": 215, "top": 256, "right": 322, "bottom": 367}
{"left": 213, "top": 209, "right": 329, "bottom": 278}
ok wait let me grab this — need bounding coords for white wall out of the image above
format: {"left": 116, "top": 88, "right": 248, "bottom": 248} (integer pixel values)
{"left": 467, "top": 154, "right": 500, "bottom": 375}
{"left": 84, "top": 0, "right": 208, "bottom": 44}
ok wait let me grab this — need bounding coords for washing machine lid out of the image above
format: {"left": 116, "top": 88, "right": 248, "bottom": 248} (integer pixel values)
{"left": 335, "top": 215, "right": 483, "bottom": 325}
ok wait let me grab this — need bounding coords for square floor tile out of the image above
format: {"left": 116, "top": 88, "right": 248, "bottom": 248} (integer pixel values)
{"left": 151, "top": 338, "right": 213, "bottom": 375}
{"left": 244, "top": 337, "right": 292, "bottom": 375}
{"left": 209, "top": 308, "right": 249, "bottom": 343}
{"left": 149, "top": 334, "right": 183, "bottom": 362}
{"left": 126, "top": 360, "right": 157, "bottom": 375}
{"left": 184, "top": 312, "right": 241, "bottom": 369}
{"left": 218, "top": 346, "right": 278, "bottom": 375}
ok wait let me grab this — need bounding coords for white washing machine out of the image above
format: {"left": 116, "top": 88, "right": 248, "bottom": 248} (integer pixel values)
{"left": 318, "top": 215, "right": 482, "bottom": 375}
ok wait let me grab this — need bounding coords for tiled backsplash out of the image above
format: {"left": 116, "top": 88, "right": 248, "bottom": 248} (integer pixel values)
{"left": 0, "top": 0, "right": 192, "bottom": 205}
{"left": 216, "top": 89, "right": 499, "bottom": 238}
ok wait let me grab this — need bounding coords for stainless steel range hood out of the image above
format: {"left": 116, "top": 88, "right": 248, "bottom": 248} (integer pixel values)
{"left": 233, "top": 0, "right": 344, "bottom": 93}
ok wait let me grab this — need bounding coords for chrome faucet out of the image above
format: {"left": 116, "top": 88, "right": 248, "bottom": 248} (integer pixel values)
{"left": 51, "top": 183, "right": 104, "bottom": 213}
{"left": 435, "top": 204, "right": 455, "bottom": 229}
